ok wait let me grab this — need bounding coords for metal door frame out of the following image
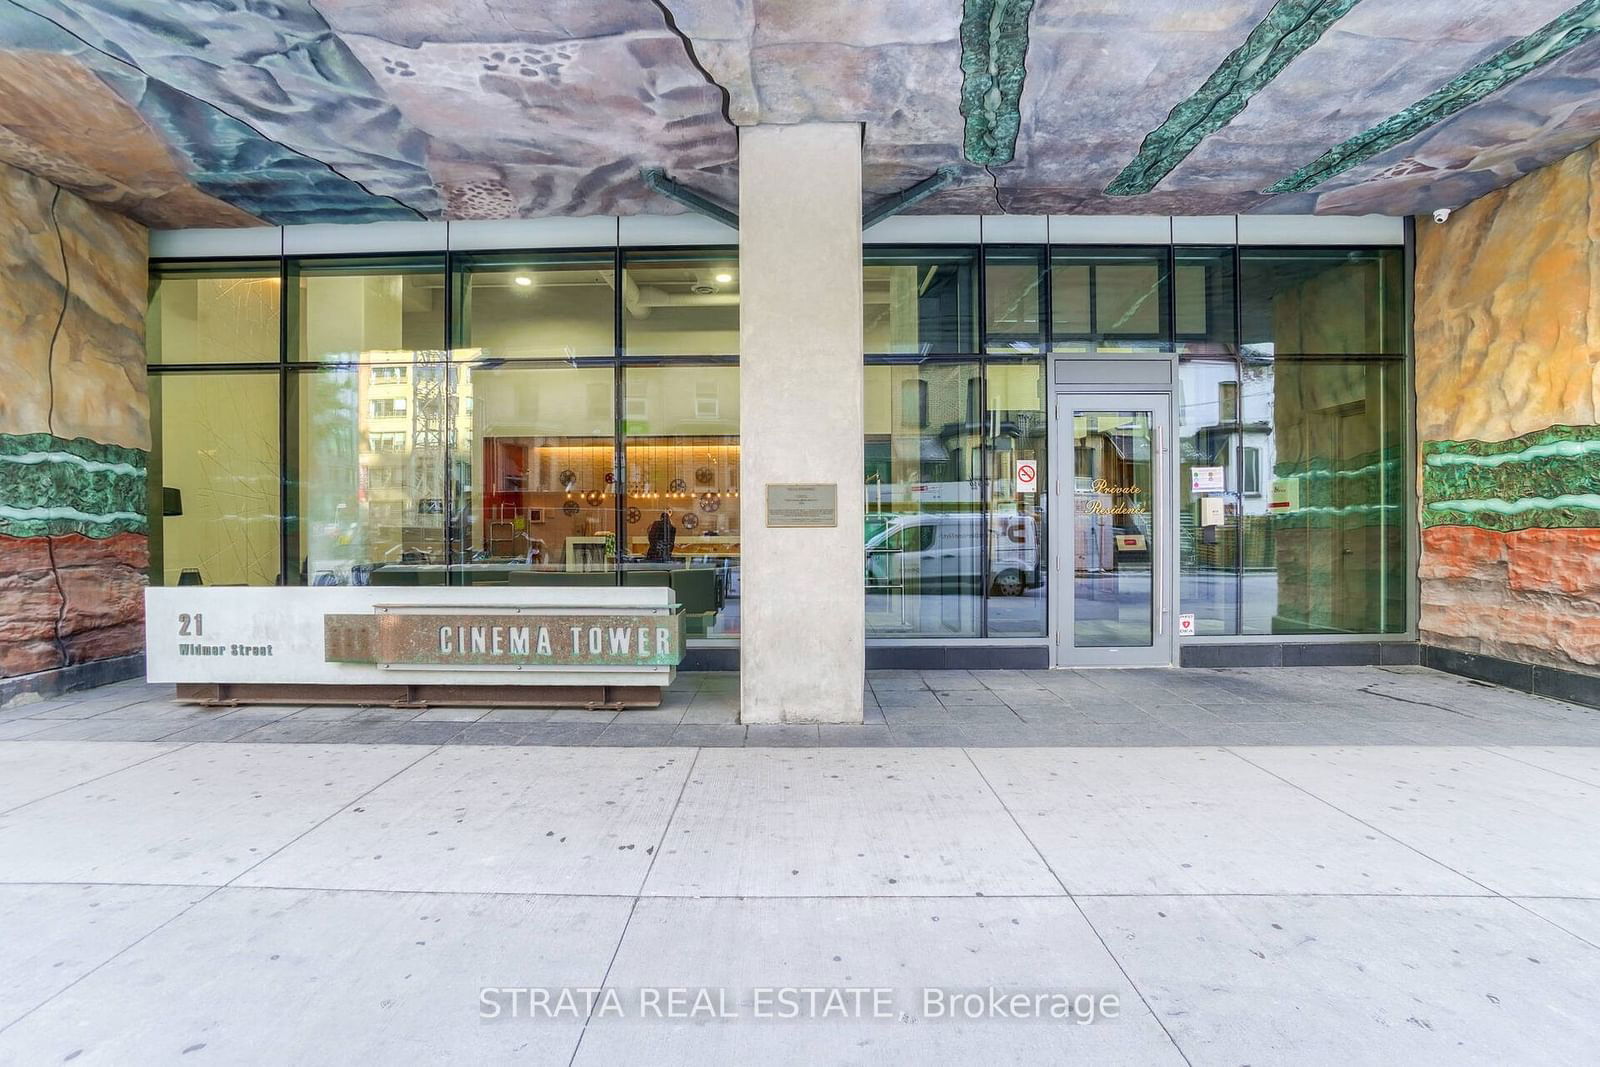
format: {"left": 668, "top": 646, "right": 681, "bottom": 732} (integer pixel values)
{"left": 1049, "top": 358, "right": 1178, "bottom": 669}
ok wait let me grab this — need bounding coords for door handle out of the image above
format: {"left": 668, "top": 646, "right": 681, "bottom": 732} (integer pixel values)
{"left": 1153, "top": 422, "right": 1165, "bottom": 637}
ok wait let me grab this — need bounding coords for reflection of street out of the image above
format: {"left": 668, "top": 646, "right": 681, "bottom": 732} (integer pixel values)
{"left": 866, "top": 587, "right": 1047, "bottom": 637}
{"left": 1180, "top": 570, "right": 1282, "bottom": 635}
{"left": 865, "top": 572, "right": 1302, "bottom": 642}
{"left": 1073, "top": 571, "right": 1152, "bottom": 646}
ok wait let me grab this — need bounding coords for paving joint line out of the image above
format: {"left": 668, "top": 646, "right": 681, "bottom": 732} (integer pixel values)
{"left": 958, "top": 747, "right": 1195, "bottom": 1067}
{"left": 0, "top": 741, "right": 198, "bottom": 818}
{"left": 567, "top": 746, "right": 704, "bottom": 1067}
{"left": 0, "top": 740, "right": 448, "bottom": 1037}
{"left": 1221, "top": 747, "right": 1505, "bottom": 897}
{"left": 1472, "top": 745, "right": 1600, "bottom": 789}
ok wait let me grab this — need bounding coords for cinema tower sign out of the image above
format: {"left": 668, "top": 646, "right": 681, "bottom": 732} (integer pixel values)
{"left": 145, "top": 586, "right": 683, "bottom": 708}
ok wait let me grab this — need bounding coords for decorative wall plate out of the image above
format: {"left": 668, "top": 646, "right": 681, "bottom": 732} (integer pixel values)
{"left": 626, "top": 506, "right": 641, "bottom": 524}
{"left": 669, "top": 478, "right": 687, "bottom": 492}
{"left": 698, "top": 493, "right": 720, "bottom": 513}
{"left": 681, "top": 512, "right": 699, "bottom": 530}
{"left": 583, "top": 489, "right": 604, "bottom": 507}
{"left": 561, "top": 499, "right": 580, "bottom": 517}
{"left": 695, "top": 466, "right": 714, "bottom": 485}
{"left": 559, "top": 468, "right": 577, "bottom": 488}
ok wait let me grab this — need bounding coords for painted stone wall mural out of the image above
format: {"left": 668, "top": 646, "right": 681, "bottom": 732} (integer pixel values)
{"left": 0, "top": 160, "right": 149, "bottom": 683}
{"left": 1415, "top": 141, "right": 1600, "bottom": 675}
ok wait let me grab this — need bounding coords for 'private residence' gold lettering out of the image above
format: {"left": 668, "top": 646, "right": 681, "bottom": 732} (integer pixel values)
{"left": 1090, "top": 479, "right": 1142, "bottom": 495}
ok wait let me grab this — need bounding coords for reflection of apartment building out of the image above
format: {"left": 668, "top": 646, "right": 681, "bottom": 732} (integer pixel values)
{"left": 350, "top": 357, "right": 474, "bottom": 564}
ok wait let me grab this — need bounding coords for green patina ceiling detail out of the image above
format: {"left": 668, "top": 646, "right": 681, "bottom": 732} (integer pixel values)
{"left": 1269, "top": 1, "right": 1600, "bottom": 194}
{"left": 959, "top": 0, "right": 1037, "bottom": 166}
{"left": 1106, "top": 0, "right": 1363, "bottom": 196}
{"left": 1422, "top": 424, "right": 1600, "bottom": 531}
{"left": 0, "top": 432, "right": 148, "bottom": 539}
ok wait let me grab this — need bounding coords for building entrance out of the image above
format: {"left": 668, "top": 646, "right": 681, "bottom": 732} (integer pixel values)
{"left": 1050, "top": 358, "right": 1177, "bottom": 668}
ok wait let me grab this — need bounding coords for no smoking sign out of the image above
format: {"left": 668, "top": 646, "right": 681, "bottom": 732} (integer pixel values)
{"left": 1015, "top": 459, "right": 1037, "bottom": 494}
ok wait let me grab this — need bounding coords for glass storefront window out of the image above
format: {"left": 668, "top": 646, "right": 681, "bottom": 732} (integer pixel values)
{"left": 1051, "top": 247, "right": 1170, "bottom": 351}
{"left": 623, "top": 366, "right": 741, "bottom": 637}
{"left": 1175, "top": 246, "right": 1236, "bottom": 354}
{"left": 445, "top": 363, "right": 616, "bottom": 585}
{"left": 1238, "top": 356, "right": 1406, "bottom": 634}
{"left": 864, "top": 248, "right": 978, "bottom": 354}
{"left": 865, "top": 362, "right": 982, "bottom": 637}
{"left": 985, "top": 247, "right": 1044, "bottom": 352}
{"left": 288, "top": 363, "right": 452, "bottom": 585}
{"left": 147, "top": 262, "right": 280, "bottom": 365}
{"left": 455, "top": 252, "right": 614, "bottom": 359}
{"left": 621, "top": 250, "right": 738, "bottom": 356}
{"left": 1178, "top": 358, "right": 1243, "bottom": 635}
{"left": 148, "top": 371, "right": 281, "bottom": 586}
{"left": 986, "top": 361, "right": 1048, "bottom": 636}
{"left": 1240, "top": 248, "right": 1404, "bottom": 355}
{"left": 289, "top": 257, "right": 446, "bottom": 364}
{"left": 147, "top": 240, "right": 1411, "bottom": 647}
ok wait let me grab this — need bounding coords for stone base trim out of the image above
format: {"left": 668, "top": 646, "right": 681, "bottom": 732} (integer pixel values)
{"left": 1422, "top": 645, "right": 1600, "bottom": 710}
{"left": 693, "top": 644, "right": 1429, "bottom": 672}
{"left": 1180, "top": 642, "right": 1421, "bottom": 668}
{"left": 867, "top": 645, "right": 1051, "bottom": 670}
{"left": 174, "top": 682, "right": 663, "bottom": 709}
{"left": 0, "top": 651, "right": 145, "bottom": 709}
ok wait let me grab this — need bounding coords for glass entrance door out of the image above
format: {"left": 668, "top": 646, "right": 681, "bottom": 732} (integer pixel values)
{"left": 1054, "top": 394, "right": 1174, "bottom": 667}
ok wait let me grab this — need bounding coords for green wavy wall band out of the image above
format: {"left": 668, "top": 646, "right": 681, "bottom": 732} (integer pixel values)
{"left": 1423, "top": 423, "right": 1600, "bottom": 531}
{"left": 0, "top": 432, "right": 148, "bottom": 539}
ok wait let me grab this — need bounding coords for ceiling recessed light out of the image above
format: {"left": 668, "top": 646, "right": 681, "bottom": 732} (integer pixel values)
{"left": 714, "top": 272, "right": 733, "bottom": 284}
{"left": 513, "top": 275, "right": 533, "bottom": 287}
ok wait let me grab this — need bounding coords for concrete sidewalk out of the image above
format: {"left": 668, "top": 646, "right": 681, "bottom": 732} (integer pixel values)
{"left": 4, "top": 665, "right": 1598, "bottom": 748}
{"left": 1, "top": 726, "right": 1598, "bottom": 1062}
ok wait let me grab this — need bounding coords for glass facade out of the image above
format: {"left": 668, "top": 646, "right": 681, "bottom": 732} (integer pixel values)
{"left": 864, "top": 362, "right": 983, "bottom": 637}
{"left": 146, "top": 238, "right": 1408, "bottom": 648}
{"left": 862, "top": 242, "right": 1406, "bottom": 641}
{"left": 147, "top": 249, "right": 742, "bottom": 640}
{"left": 623, "top": 251, "right": 740, "bottom": 356}
{"left": 863, "top": 247, "right": 1050, "bottom": 639}
{"left": 1178, "top": 246, "right": 1408, "bottom": 635}
{"left": 454, "top": 252, "right": 614, "bottom": 359}
{"left": 147, "top": 371, "right": 281, "bottom": 586}
{"left": 147, "top": 261, "right": 281, "bottom": 366}
{"left": 1051, "top": 247, "right": 1171, "bottom": 351}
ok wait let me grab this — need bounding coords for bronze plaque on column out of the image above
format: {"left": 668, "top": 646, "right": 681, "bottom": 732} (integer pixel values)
{"left": 766, "top": 483, "right": 837, "bottom": 527}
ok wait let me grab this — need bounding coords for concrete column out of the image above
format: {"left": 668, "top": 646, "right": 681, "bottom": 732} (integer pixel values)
{"left": 738, "top": 123, "right": 865, "bottom": 724}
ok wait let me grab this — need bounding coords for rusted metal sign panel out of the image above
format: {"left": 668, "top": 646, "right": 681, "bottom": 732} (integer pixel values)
{"left": 326, "top": 612, "right": 685, "bottom": 667}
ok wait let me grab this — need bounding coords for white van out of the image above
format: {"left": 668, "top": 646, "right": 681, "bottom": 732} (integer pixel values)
{"left": 865, "top": 512, "right": 1040, "bottom": 596}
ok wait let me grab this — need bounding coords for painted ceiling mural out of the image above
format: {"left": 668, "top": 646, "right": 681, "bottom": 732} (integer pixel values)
{"left": 0, "top": 0, "right": 1597, "bottom": 227}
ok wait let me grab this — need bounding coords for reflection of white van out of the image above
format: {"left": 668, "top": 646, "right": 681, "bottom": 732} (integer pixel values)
{"left": 865, "top": 513, "right": 1040, "bottom": 596}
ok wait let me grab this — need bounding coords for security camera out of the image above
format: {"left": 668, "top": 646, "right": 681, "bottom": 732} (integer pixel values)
{"left": 1431, "top": 208, "right": 1451, "bottom": 224}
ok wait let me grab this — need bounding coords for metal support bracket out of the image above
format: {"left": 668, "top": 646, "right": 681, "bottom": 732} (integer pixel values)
{"left": 862, "top": 165, "right": 961, "bottom": 229}
{"left": 640, "top": 167, "right": 739, "bottom": 229}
